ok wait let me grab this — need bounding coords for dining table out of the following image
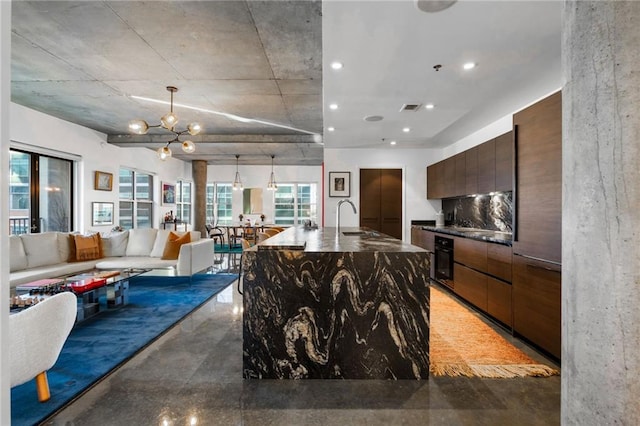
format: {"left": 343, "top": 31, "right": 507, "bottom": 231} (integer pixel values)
{"left": 217, "top": 222, "right": 269, "bottom": 249}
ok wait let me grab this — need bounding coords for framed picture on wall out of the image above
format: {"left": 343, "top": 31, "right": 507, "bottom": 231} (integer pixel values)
{"left": 329, "top": 171, "right": 350, "bottom": 197}
{"left": 94, "top": 171, "right": 113, "bottom": 191}
{"left": 162, "top": 182, "right": 176, "bottom": 205}
{"left": 92, "top": 202, "right": 114, "bottom": 226}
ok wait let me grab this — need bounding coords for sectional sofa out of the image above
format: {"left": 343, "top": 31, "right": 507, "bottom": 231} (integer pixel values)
{"left": 9, "top": 228, "right": 215, "bottom": 290}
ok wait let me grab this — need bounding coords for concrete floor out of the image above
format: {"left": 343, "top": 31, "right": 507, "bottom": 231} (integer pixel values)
{"left": 45, "top": 254, "right": 561, "bottom": 426}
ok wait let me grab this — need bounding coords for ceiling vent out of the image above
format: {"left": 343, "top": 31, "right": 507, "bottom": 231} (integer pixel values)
{"left": 400, "top": 103, "right": 423, "bottom": 112}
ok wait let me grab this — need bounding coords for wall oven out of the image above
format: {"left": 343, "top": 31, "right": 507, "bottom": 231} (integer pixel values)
{"left": 434, "top": 235, "right": 454, "bottom": 289}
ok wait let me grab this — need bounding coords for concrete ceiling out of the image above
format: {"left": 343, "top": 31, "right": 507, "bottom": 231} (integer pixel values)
{"left": 10, "top": 1, "right": 562, "bottom": 166}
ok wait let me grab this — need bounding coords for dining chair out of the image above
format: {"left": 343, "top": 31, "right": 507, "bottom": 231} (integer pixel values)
{"left": 256, "top": 231, "right": 271, "bottom": 244}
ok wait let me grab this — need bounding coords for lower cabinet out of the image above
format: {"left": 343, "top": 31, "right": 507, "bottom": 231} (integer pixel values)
{"left": 454, "top": 263, "right": 487, "bottom": 312}
{"left": 487, "top": 277, "right": 512, "bottom": 327}
{"left": 512, "top": 254, "right": 561, "bottom": 359}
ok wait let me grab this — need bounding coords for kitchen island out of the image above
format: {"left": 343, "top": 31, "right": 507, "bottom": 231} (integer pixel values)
{"left": 241, "top": 226, "right": 430, "bottom": 379}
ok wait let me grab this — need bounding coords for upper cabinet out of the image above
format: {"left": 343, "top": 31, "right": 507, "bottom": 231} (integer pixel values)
{"left": 512, "top": 91, "right": 562, "bottom": 263}
{"left": 477, "top": 138, "right": 496, "bottom": 194}
{"left": 427, "top": 130, "right": 513, "bottom": 199}
{"left": 494, "top": 132, "right": 514, "bottom": 192}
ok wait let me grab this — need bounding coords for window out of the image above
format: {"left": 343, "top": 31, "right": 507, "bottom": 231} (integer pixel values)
{"left": 274, "top": 183, "right": 317, "bottom": 225}
{"left": 206, "top": 182, "right": 232, "bottom": 224}
{"left": 119, "top": 169, "right": 153, "bottom": 229}
{"left": 9, "top": 149, "right": 74, "bottom": 234}
{"left": 176, "top": 180, "right": 192, "bottom": 223}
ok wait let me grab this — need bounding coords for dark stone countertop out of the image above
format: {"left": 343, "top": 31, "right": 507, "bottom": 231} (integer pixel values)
{"left": 422, "top": 225, "right": 513, "bottom": 246}
{"left": 252, "top": 226, "right": 427, "bottom": 253}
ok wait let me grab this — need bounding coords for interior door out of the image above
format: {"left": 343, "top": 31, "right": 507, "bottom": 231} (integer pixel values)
{"left": 380, "top": 169, "right": 402, "bottom": 238}
{"left": 359, "top": 169, "right": 381, "bottom": 231}
{"left": 359, "top": 168, "right": 403, "bottom": 239}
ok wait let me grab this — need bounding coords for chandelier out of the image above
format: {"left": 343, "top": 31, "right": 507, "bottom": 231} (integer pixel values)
{"left": 232, "top": 155, "right": 243, "bottom": 191}
{"left": 267, "top": 155, "right": 278, "bottom": 191}
{"left": 128, "top": 86, "right": 202, "bottom": 160}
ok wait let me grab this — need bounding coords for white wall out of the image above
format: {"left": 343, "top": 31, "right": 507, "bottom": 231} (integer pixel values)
{"left": 207, "top": 164, "right": 322, "bottom": 224}
{"left": 323, "top": 148, "right": 443, "bottom": 241}
{"left": 10, "top": 103, "right": 192, "bottom": 232}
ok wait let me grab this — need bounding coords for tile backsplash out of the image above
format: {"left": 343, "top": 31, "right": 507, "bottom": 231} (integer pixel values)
{"left": 442, "top": 191, "right": 513, "bottom": 232}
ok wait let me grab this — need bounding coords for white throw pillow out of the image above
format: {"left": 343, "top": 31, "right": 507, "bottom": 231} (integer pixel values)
{"left": 125, "top": 228, "right": 158, "bottom": 256}
{"left": 10, "top": 235, "right": 28, "bottom": 272}
{"left": 150, "top": 229, "right": 173, "bottom": 258}
{"left": 101, "top": 231, "right": 129, "bottom": 257}
{"left": 20, "top": 232, "right": 62, "bottom": 268}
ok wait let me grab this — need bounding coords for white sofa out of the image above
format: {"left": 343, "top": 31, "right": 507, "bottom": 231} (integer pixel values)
{"left": 9, "top": 229, "right": 215, "bottom": 290}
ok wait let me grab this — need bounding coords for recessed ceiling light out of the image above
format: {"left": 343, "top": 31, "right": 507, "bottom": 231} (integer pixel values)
{"left": 390, "top": 140, "right": 397, "bottom": 146}
{"left": 327, "top": 127, "right": 335, "bottom": 132}
{"left": 463, "top": 62, "right": 476, "bottom": 70}
{"left": 403, "top": 127, "right": 411, "bottom": 133}
{"left": 425, "top": 104, "right": 435, "bottom": 110}
{"left": 329, "top": 103, "right": 338, "bottom": 110}
{"left": 331, "top": 61, "right": 343, "bottom": 70}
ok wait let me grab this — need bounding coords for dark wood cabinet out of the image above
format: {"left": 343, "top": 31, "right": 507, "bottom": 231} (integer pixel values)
{"left": 487, "top": 277, "right": 512, "bottom": 327}
{"left": 454, "top": 152, "right": 466, "bottom": 196}
{"left": 427, "top": 131, "right": 512, "bottom": 199}
{"left": 360, "top": 169, "right": 402, "bottom": 239}
{"left": 454, "top": 237, "right": 487, "bottom": 273}
{"left": 465, "top": 146, "right": 478, "bottom": 195}
{"left": 512, "top": 254, "right": 561, "bottom": 359}
{"left": 443, "top": 157, "right": 456, "bottom": 196}
{"left": 494, "top": 131, "right": 513, "bottom": 192}
{"left": 454, "top": 263, "right": 488, "bottom": 312}
{"left": 477, "top": 138, "right": 496, "bottom": 194}
{"left": 513, "top": 91, "right": 562, "bottom": 263}
{"left": 487, "top": 243, "right": 512, "bottom": 282}
{"left": 427, "top": 160, "right": 443, "bottom": 199}
{"left": 411, "top": 227, "right": 434, "bottom": 252}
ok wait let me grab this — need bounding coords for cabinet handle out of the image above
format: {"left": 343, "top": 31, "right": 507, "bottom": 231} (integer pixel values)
{"left": 517, "top": 254, "right": 561, "bottom": 271}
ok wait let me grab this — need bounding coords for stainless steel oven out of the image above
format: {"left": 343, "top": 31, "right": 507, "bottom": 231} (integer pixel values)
{"left": 434, "top": 235, "right": 454, "bottom": 289}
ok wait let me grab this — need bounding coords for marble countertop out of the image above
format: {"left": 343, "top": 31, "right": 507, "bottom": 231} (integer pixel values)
{"left": 253, "top": 226, "right": 427, "bottom": 253}
{"left": 422, "top": 225, "right": 513, "bottom": 246}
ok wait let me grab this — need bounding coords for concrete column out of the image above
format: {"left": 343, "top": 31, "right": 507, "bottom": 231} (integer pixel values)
{"left": 562, "top": 1, "right": 640, "bottom": 424}
{"left": 192, "top": 160, "right": 208, "bottom": 239}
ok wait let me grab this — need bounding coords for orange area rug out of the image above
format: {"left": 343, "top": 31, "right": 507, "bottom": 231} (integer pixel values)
{"left": 429, "top": 286, "right": 560, "bottom": 378}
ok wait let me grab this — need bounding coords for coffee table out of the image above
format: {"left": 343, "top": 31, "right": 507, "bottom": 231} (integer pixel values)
{"left": 13, "top": 269, "right": 150, "bottom": 321}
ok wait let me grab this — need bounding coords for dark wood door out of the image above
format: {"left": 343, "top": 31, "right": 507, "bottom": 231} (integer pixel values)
{"left": 360, "top": 168, "right": 402, "bottom": 239}
{"left": 427, "top": 161, "right": 443, "bottom": 199}
{"left": 380, "top": 169, "right": 402, "bottom": 238}
{"left": 513, "top": 91, "right": 562, "bottom": 263}
{"left": 360, "top": 169, "right": 381, "bottom": 231}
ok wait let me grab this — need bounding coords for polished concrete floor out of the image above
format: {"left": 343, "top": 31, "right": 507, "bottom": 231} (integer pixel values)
{"left": 45, "top": 254, "right": 561, "bottom": 426}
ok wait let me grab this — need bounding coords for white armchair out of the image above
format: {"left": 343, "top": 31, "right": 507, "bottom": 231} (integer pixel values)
{"left": 10, "top": 292, "right": 77, "bottom": 402}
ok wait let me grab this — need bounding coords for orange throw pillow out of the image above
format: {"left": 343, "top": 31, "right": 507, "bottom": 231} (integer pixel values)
{"left": 162, "top": 232, "right": 191, "bottom": 260}
{"left": 70, "top": 233, "right": 103, "bottom": 262}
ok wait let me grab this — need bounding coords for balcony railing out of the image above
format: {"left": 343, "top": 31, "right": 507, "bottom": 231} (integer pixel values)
{"left": 9, "top": 217, "right": 30, "bottom": 235}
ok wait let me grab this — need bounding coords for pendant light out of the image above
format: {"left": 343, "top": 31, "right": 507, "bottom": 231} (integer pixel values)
{"left": 128, "top": 86, "right": 202, "bottom": 161}
{"left": 267, "top": 155, "right": 278, "bottom": 191}
{"left": 233, "top": 155, "right": 244, "bottom": 191}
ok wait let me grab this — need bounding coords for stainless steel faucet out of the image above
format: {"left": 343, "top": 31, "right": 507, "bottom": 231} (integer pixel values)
{"left": 336, "top": 199, "right": 357, "bottom": 232}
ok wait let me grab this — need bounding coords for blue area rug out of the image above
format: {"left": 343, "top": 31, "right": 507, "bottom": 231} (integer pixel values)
{"left": 11, "top": 273, "right": 237, "bottom": 425}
